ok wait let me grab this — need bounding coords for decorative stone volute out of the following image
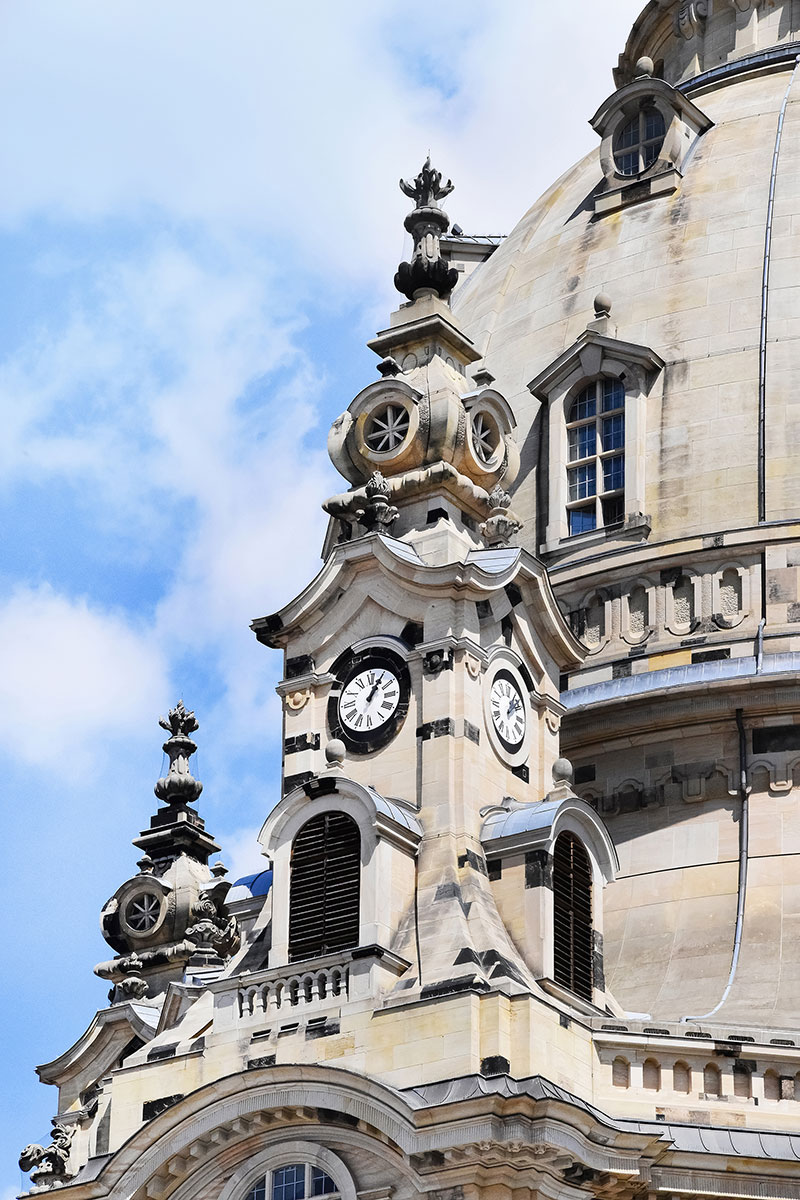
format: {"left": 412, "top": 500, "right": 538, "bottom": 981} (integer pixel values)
{"left": 394, "top": 157, "right": 459, "bottom": 302}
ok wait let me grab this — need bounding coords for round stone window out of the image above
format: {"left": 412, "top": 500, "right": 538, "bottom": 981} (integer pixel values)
{"left": 124, "top": 891, "right": 162, "bottom": 933}
{"left": 364, "top": 402, "right": 410, "bottom": 453}
{"left": 471, "top": 410, "right": 501, "bottom": 464}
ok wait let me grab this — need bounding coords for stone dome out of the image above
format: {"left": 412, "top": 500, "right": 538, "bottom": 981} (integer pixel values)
{"left": 452, "top": 0, "right": 800, "bottom": 1029}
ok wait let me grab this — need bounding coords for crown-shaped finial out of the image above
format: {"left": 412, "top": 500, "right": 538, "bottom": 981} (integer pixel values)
{"left": 394, "top": 157, "right": 459, "bottom": 302}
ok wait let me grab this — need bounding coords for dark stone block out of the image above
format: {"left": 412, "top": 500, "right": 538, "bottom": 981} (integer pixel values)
{"left": 420, "top": 976, "right": 490, "bottom": 999}
{"left": 143, "top": 1095, "right": 184, "bottom": 1121}
{"left": 505, "top": 583, "right": 522, "bottom": 608}
{"left": 691, "top": 648, "right": 730, "bottom": 663}
{"left": 146, "top": 1044, "right": 177, "bottom": 1062}
{"left": 487, "top": 858, "right": 502, "bottom": 881}
{"left": 574, "top": 764, "right": 596, "bottom": 784}
{"left": 284, "top": 732, "right": 320, "bottom": 755}
{"left": 283, "top": 770, "right": 314, "bottom": 795}
{"left": 247, "top": 1055, "right": 276, "bottom": 1069}
{"left": 480, "top": 1055, "right": 510, "bottom": 1077}
{"left": 426, "top": 507, "right": 450, "bottom": 524}
{"left": 788, "top": 602, "right": 800, "bottom": 623}
{"left": 423, "top": 649, "right": 454, "bottom": 674}
{"left": 306, "top": 1020, "right": 340, "bottom": 1039}
{"left": 753, "top": 725, "right": 800, "bottom": 754}
{"left": 525, "top": 848, "right": 551, "bottom": 889}
{"left": 464, "top": 720, "right": 481, "bottom": 745}
{"left": 401, "top": 621, "right": 425, "bottom": 647}
{"left": 417, "top": 718, "right": 455, "bottom": 741}
{"left": 512, "top": 763, "right": 530, "bottom": 783}
{"left": 457, "top": 849, "right": 487, "bottom": 874}
{"left": 285, "top": 654, "right": 314, "bottom": 679}
{"left": 612, "top": 660, "right": 632, "bottom": 679}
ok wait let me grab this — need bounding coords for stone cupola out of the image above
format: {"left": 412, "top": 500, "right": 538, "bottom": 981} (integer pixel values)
{"left": 324, "top": 159, "right": 522, "bottom": 560}
{"left": 93, "top": 702, "right": 239, "bottom": 1003}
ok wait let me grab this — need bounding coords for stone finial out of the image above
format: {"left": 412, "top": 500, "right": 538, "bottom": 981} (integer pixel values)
{"left": 480, "top": 484, "right": 522, "bottom": 548}
{"left": 594, "top": 292, "right": 612, "bottom": 319}
{"left": 399, "top": 155, "right": 454, "bottom": 208}
{"left": 635, "top": 55, "right": 654, "bottom": 77}
{"left": 377, "top": 356, "right": 402, "bottom": 377}
{"left": 472, "top": 367, "right": 496, "bottom": 387}
{"left": 553, "top": 757, "right": 574, "bottom": 785}
{"left": 136, "top": 854, "right": 155, "bottom": 875}
{"left": 325, "top": 739, "right": 346, "bottom": 770}
{"left": 359, "top": 471, "right": 400, "bottom": 532}
{"left": 19, "top": 1120, "right": 75, "bottom": 1189}
{"left": 395, "top": 157, "right": 459, "bottom": 302}
{"left": 154, "top": 700, "right": 203, "bottom": 805}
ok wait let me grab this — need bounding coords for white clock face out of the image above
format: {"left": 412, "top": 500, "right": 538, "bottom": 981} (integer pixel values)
{"left": 339, "top": 667, "right": 400, "bottom": 733}
{"left": 490, "top": 672, "right": 526, "bottom": 748}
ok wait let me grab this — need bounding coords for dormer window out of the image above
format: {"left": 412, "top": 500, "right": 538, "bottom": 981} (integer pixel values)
{"left": 613, "top": 106, "right": 665, "bottom": 176}
{"left": 566, "top": 378, "right": 625, "bottom": 535}
{"left": 590, "top": 63, "right": 712, "bottom": 214}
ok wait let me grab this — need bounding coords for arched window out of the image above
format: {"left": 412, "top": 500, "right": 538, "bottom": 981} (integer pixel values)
{"left": 643, "top": 1058, "right": 661, "bottom": 1091}
{"left": 288, "top": 812, "right": 360, "bottom": 962}
{"left": 566, "top": 378, "right": 625, "bottom": 536}
{"left": 553, "top": 831, "right": 593, "bottom": 1001}
{"left": 614, "top": 107, "right": 666, "bottom": 176}
{"left": 244, "top": 1165, "right": 339, "bottom": 1200}
{"left": 612, "top": 1057, "right": 630, "bottom": 1088}
{"left": 673, "top": 1061, "right": 691, "bottom": 1093}
{"left": 703, "top": 1063, "right": 721, "bottom": 1098}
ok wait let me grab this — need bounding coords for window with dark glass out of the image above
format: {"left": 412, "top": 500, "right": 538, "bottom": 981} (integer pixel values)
{"left": 288, "top": 811, "right": 360, "bottom": 962}
{"left": 244, "top": 1166, "right": 339, "bottom": 1200}
{"left": 566, "top": 378, "right": 625, "bottom": 535}
{"left": 614, "top": 106, "right": 666, "bottom": 176}
{"left": 552, "top": 831, "right": 593, "bottom": 1001}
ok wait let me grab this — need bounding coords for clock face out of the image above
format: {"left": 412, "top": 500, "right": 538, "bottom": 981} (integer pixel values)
{"left": 328, "top": 648, "right": 411, "bottom": 754}
{"left": 339, "top": 667, "right": 400, "bottom": 733}
{"left": 489, "top": 670, "right": 526, "bottom": 750}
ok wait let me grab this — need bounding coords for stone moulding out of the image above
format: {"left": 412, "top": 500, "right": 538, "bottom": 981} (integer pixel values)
{"left": 93, "top": 1066, "right": 660, "bottom": 1200}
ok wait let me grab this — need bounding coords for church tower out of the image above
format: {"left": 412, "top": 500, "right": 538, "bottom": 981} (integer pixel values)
{"left": 18, "top": 4, "right": 800, "bottom": 1200}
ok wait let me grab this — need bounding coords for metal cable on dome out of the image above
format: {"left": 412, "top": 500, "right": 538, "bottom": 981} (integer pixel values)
{"left": 758, "top": 55, "right": 800, "bottom": 523}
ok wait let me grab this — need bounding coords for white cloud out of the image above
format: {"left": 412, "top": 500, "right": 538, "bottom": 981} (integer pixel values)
{"left": 0, "top": 3, "right": 643, "bottom": 283}
{"left": 0, "top": 585, "right": 167, "bottom": 776}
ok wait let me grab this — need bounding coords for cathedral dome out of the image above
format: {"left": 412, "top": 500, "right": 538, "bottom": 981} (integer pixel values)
{"left": 452, "top": 0, "right": 800, "bottom": 1028}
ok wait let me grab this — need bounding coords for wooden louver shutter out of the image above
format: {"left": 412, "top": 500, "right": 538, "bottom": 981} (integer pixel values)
{"left": 552, "top": 831, "right": 593, "bottom": 1001}
{"left": 288, "top": 811, "right": 360, "bottom": 962}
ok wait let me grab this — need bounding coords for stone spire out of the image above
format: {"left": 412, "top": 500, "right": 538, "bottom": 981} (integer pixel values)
{"left": 394, "top": 156, "right": 459, "bottom": 302}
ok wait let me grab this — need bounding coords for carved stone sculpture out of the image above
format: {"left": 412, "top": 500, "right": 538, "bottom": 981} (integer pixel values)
{"left": 19, "top": 1120, "right": 75, "bottom": 1190}
{"left": 394, "top": 157, "right": 459, "bottom": 301}
{"left": 480, "top": 484, "right": 522, "bottom": 548}
{"left": 359, "top": 471, "right": 400, "bottom": 532}
{"left": 154, "top": 700, "right": 203, "bottom": 805}
{"left": 676, "top": 0, "right": 708, "bottom": 39}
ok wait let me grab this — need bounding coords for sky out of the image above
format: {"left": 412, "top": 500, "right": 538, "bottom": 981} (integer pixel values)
{"left": 1, "top": 1, "right": 643, "bottom": 1192}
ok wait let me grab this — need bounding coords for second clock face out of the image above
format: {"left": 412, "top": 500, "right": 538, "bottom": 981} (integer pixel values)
{"left": 489, "top": 670, "right": 527, "bottom": 750}
{"left": 338, "top": 667, "right": 400, "bottom": 733}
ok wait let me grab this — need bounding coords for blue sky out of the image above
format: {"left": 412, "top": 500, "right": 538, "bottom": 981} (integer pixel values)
{"left": 1, "top": 2, "right": 642, "bottom": 1192}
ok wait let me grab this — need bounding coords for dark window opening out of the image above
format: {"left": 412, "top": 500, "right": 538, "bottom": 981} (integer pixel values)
{"left": 553, "top": 831, "right": 593, "bottom": 1001}
{"left": 288, "top": 811, "right": 360, "bottom": 962}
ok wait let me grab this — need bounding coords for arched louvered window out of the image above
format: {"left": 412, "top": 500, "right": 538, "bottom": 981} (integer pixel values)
{"left": 552, "top": 831, "right": 593, "bottom": 1001}
{"left": 288, "top": 812, "right": 360, "bottom": 962}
